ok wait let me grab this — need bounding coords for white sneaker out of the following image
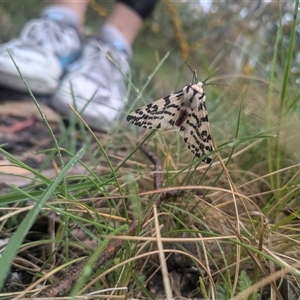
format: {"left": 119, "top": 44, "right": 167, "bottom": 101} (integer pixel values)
{"left": 0, "top": 18, "right": 82, "bottom": 94}
{"left": 52, "top": 38, "right": 130, "bottom": 131}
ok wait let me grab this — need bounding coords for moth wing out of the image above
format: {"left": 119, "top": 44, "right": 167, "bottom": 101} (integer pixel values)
{"left": 127, "top": 91, "right": 184, "bottom": 129}
{"left": 127, "top": 82, "right": 214, "bottom": 163}
{"left": 177, "top": 96, "right": 214, "bottom": 163}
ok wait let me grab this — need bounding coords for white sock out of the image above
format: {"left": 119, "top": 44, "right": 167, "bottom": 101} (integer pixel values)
{"left": 98, "top": 24, "right": 132, "bottom": 58}
{"left": 41, "top": 5, "right": 81, "bottom": 32}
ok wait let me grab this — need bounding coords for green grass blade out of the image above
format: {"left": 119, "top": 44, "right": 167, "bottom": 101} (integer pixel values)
{"left": 274, "top": 0, "right": 299, "bottom": 187}
{"left": 0, "top": 148, "right": 85, "bottom": 289}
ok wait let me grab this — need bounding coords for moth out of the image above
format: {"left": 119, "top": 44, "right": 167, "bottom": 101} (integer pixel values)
{"left": 127, "top": 82, "right": 214, "bottom": 163}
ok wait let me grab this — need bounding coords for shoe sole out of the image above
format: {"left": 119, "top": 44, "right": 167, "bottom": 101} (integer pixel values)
{"left": 0, "top": 70, "right": 58, "bottom": 94}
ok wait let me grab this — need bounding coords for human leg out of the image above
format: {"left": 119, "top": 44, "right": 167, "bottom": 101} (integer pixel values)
{"left": 105, "top": 2, "right": 143, "bottom": 45}
{"left": 52, "top": 0, "right": 159, "bottom": 131}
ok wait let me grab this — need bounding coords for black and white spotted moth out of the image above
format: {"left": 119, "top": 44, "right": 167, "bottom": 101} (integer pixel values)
{"left": 127, "top": 82, "right": 214, "bottom": 163}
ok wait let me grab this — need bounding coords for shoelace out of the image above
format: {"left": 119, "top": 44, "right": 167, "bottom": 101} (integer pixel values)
{"left": 18, "top": 19, "right": 79, "bottom": 56}
{"left": 69, "top": 40, "right": 126, "bottom": 83}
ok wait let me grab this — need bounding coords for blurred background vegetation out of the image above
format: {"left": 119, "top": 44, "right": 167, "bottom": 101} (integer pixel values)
{"left": 1, "top": 0, "right": 300, "bottom": 172}
{"left": 1, "top": 1, "right": 298, "bottom": 78}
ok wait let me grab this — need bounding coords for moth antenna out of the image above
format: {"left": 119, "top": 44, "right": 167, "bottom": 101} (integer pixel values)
{"left": 192, "top": 70, "right": 198, "bottom": 84}
{"left": 205, "top": 82, "right": 230, "bottom": 88}
{"left": 202, "top": 68, "right": 219, "bottom": 85}
{"left": 182, "top": 60, "right": 199, "bottom": 83}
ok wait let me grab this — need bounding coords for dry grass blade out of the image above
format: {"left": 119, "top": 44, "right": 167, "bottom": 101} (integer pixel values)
{"left": 37, "top": 145, "right": 176, "bottom": 297}
{"left": 153, "top": 205, "right": 173, "bottom": 299}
